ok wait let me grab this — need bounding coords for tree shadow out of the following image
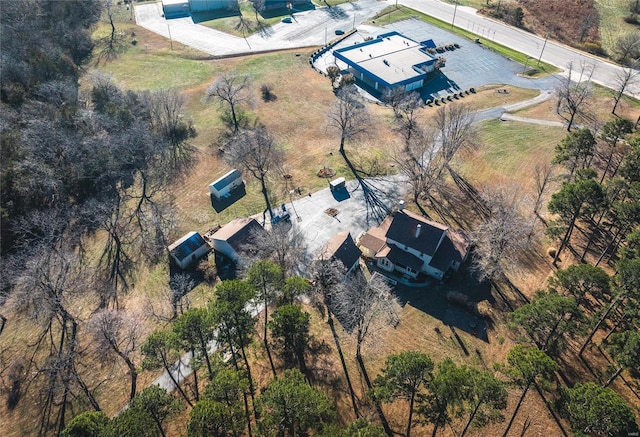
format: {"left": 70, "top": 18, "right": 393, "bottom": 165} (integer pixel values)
{"left": 210, "top": 183, "right": 247, "bottom": 213}
{"left": 322, "top": 4, "right": 348, "bottom": 20}
{"left": 393, "top": 268, "right": 495, "bottom": 343}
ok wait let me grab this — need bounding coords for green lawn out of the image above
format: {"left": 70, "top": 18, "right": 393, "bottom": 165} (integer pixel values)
{"left": 368, "top": 6, "right": 559, "bottom": 77}
{"left": 96, "top": 49, "right": 217, "bottom": 91}
{"left": 593, "top": 0, "right": 639, "bottom": 56}
{"left": 198, "top": 1, "right": 283, "bottom": 36}
{"left": 461, "top": 119, "right": 566, "bottom": 182}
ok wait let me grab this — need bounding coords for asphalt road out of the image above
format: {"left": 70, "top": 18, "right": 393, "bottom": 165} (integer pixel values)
{"left": 397, "top": 0, "right": 639, "bottom": 98}
{"left": 135, "top": 0, "right": 639, "bottom": 98}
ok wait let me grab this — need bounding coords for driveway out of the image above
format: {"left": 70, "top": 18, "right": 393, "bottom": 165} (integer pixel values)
{"left": 284, "top": 176, "right": 407, "bottom": 256}
{"left": 135, "top": 0, "right": 639, "bottom": 98}
{"left": 135, "top": 0, "right": 389, "bottom": 56}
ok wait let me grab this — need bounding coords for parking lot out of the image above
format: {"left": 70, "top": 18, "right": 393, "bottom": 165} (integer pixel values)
{"left": 315, "top": 17, "right": 559, "bottom": 100}
{"left": 135, "top": 0, "right": 388, "bottom": 56}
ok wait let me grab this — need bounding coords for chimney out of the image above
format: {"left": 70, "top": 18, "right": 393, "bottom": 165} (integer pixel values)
{"left": 415, "top": 224, "right": 422, "bottom": 238}
{"left": 399, "top": 200, "right": 405, "bottom": 211}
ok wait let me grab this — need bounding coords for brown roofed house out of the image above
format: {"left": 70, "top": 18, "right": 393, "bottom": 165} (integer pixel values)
{"left": 321, "top": 231, "right": 362, "bottom": 274}
{"left": 357, "top": 209, "right": 470, "bottom": 281}
{"left": 209, "top": 217, "right": 265, "bottom": 264}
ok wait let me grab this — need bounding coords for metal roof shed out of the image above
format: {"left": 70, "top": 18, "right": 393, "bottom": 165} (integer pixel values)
{"left": 162, "top": 0, "right": 190, "bottom": 18}
{"left": 209, "top": 169, "right": 243, "bottom": 199}
{"left": 168, "top": 232, "right": 211, "bottom": 269}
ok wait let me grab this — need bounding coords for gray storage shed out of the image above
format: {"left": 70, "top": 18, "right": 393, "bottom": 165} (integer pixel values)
{"left": 209, "top": 169, "right": 243, "bottom": 199}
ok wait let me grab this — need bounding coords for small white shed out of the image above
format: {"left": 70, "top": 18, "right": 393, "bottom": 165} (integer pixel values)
{"left": 168, "top": 232, "right": 211, "bottom": 269}
{"left": 329, "top": 177, "right": 346, "bottom": 192}
{"left": 209, "top": 169, "right": 243, "bottom": 199}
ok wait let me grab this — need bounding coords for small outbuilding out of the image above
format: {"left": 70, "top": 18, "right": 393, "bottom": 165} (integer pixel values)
{"left": 209, "top": 169, "right": 243, "bottom": 200}
{"left": 209, "top": 217, "right": 265, "bottom": 264}
{"left": 162, "top": 0, "right": 190, "bottom": 18}
{"left": 189, "top": 0, "right": 236, "bottom": 13}
{"left": 168, "top": 232, "right": 211, "bottom": 269}
{"left": 321, "top": 231, "right": 362, "bottom": 274}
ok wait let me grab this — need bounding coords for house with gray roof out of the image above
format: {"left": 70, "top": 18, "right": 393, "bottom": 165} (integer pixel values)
{"left": 357, "top": 208, "right": 470, "bottom": 281}
{"left": 168, "top": 232, "right": 212, "bottom": 269}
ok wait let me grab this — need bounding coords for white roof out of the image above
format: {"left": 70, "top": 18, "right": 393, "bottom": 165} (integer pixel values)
{"left": 336, "top": 33, "right": 435, "bottom": 86}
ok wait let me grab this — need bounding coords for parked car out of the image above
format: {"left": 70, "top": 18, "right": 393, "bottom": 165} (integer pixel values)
{"left": 335, "top": 29, "right": 345, "bottom": 35}
{"left": 282, "top": 16, "right": 292, "bottom": 23}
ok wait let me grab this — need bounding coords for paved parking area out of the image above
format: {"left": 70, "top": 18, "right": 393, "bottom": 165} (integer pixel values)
{"left": 135, "top": 0, "right": 389, "bottom": 56}
{"left": 283, "top": 177, "right": 406, "bottom": 256}
{"left": 316, "top": 17, "right": 559, "bottom": 99}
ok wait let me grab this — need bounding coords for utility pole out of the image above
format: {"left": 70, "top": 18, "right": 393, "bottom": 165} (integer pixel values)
{"left": 537, "top": 32, "right": 548, "bottom": 65}
{"left": 451, "top": 0, "right": 458, "bottom": 28}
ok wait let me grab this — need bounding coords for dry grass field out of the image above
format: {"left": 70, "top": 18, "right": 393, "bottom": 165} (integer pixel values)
{"left": 2, "top": 5, "right": 640, "bottom": 437}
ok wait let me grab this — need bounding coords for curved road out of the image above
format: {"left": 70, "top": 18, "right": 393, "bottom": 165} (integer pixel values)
{"left": 135, "top": 0, "right": 639, "bottom": 97}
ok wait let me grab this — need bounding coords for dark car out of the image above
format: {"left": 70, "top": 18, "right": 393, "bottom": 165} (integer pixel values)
{"left": 335, "top": 29, "right": 345, "bottom": 35}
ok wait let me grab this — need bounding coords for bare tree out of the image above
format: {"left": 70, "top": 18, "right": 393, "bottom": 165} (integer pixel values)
{"left": 332, "top": 273, "right": 399, "bottom": 365}
{"left": 249, "top": 0, "right": 265, "bottom": 21}
{"left": 612, "top": 63, "right": 639, "bottom": 115}
{"left": 326, "top": 85, "right": 371, "bottom": 157}
{"left": 393, "top": 130, "right": 441, "bottom": 217}
{"left": 432, "top": 103, "right": 476, "bottom": 165}
{"left": 389, "top": 90, "right": 424, "bottom": 149}
{"left": 533, "top": 161, "right": 555, "bottom": 218}
{"left": 471, "top": 184, "right": 533, "bottom": 280}
{"left": 556, "top": 62, "right": 595, "bottom": 132}
{"left": 97, "top": 193, "right": 135, "bottom": 308}
{"left": 613, "top": 32, "right": 640, "bottom": 66}
{"left": 88, "top": 309, "right": 142, "bottom": 401}
{"left": 144, "top": 89, "right": 197, "bottom": 170}
{"left": 225, "top": 124, "right": 283, "bottom": 221}
{"left": 205, "top": 72, "right": 254, "bottom": 136}
{"left": 10, "top": 246, "right": 100, "bottom": 435}
{"left": 98, "top": 0, "right": 125, "bottom": 62}
{"left": 250, "top": 222, "right": 309, "bottom": 275}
